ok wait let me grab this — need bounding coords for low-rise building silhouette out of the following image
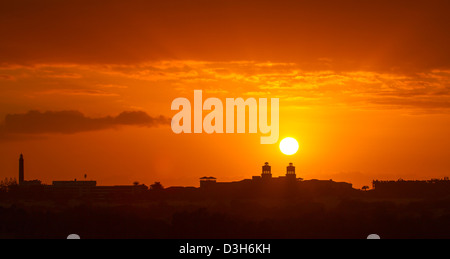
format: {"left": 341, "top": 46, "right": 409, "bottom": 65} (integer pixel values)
{"left": 14, "top": 154, "right": 450, "bottom": 200}
{"left": 200, "top": 177, "right": 217, "bottom": 188}
{"left": 373, "top": 178, "right": 450, "bottom": 197}
{"left": 15, "top": 154, "right": 148, "bottom": 198}
{"left": 198, "top": 162, "right": 354, "bottom": 198}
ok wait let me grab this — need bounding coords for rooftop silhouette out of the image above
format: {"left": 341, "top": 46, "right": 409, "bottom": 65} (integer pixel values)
{"left": 7, "top": 154, "right": 450, "bottom": 200}
{"left": 2, "top": 154, "right": 450, "bottom": 239}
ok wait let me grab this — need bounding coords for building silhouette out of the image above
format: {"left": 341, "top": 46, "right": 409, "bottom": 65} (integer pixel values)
{"left": 13, "top": 154, "right": 450, "bottom": 200}
{"left": 200, "top": 177, "right": 217, "bottom": 188}
{"left": 15, "top": 154, "right": 147, "bottom": 198}
{"left": 260, "top": 162, "right": 272, "bottom": 180}
{"left": 18, "top": 154, "right": 42, "bottom": 186}
{"left": 198, "top": 162, "right": 354, "bottom": 198}
{"left": 13, "top": 156, "right": 356, "bottom": 199}
{"left": 286, "top": 163, "right": 296, "bottom": 180}
{"left": 249, "top": 162, "right": 302, "bottom": 182}
{"left": 372, "top": 178, "right": 450, "bottom": 197}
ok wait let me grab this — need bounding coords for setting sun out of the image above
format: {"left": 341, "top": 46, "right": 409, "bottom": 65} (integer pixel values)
{"left": 280, "top": 138, "right": 299, "bottom": 156}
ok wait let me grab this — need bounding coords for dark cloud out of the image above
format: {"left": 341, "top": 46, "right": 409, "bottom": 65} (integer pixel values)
{"left": 0, "top": 74, "right": 14, "bottom": 80}
{"left": 0, "top": 0, "right": 449, "bottom": 72}
{"left": 0, "top": 110, "right": 170, "bottom": 136}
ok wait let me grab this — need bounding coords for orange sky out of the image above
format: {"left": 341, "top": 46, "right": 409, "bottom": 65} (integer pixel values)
{"left": 1, "top": 0, "right": 450, "bottom": 188}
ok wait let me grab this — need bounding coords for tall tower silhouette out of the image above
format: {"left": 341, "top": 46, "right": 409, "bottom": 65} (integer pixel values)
{"left": 262, "top": 162, "right": 272, "bottom": 180}
{"left": 286, "top": 162, "right": 296, "bottom": 180}
{"left": 19, "top": 154, "right": 24, "bottom": 185}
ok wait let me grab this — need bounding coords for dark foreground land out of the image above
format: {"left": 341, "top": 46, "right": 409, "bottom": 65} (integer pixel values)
{"left": 1, "top": 192, "right": 450, "bottom": 239}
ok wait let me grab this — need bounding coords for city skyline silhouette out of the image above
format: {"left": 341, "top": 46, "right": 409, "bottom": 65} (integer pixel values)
{"left": 1, "top": 0, "right": 450, "bottom": 240}
{"left": 2, "top": 153, "right": 450, "bottom": 239}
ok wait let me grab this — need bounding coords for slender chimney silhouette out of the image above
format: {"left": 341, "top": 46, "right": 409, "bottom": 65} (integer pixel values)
{"left": 19, "top": 154, "right": 24, "bottom": 185}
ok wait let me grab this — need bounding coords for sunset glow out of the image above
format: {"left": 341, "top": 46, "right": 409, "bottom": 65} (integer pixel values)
{"left": 280, "top": 138, "right": 299, "bottom": 156}
{"left": 0, "top": 0, "right": 450, "bottom": 190}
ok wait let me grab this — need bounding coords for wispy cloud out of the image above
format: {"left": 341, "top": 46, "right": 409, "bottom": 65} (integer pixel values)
{"left": 1, "top": 62, "right": 450, "bottom": 114}
{"left": 0, "top": 74, "right": 15, "bottom": 80}
{"left": 37, "top": 89, "right": 120, "bottom": 97}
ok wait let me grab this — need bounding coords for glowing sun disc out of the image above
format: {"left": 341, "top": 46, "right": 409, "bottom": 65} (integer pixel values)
{"left": 280, "top": 138, "right": 299, "bottom": 156}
